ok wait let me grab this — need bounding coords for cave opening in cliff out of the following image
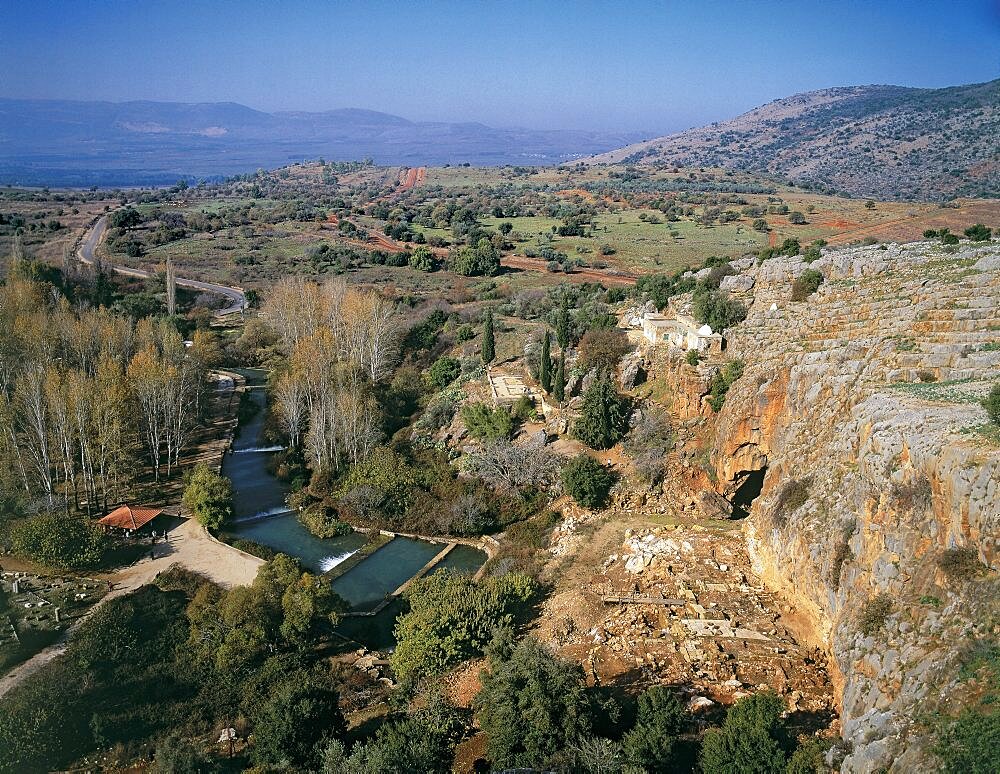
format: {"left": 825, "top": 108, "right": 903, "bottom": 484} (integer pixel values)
{"left": 730, "top": 467, "right": 767, "bottom": 519}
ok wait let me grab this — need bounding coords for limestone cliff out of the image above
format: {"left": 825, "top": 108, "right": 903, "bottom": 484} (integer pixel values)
{"left": 711, "top": 242, "right": 999, "bottom": 771}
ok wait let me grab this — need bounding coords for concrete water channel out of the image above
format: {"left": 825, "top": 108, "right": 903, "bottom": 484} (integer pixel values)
{"left": 220, "top": 370, "right": 487, "bottom": 647}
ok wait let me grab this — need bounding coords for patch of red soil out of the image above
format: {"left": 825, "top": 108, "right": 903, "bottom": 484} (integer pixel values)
{"left": 397, "top": 166, "right": 426, "bottom": 192}
{"left": 555, "top": 188, "right": 596, "bottom": 202}
{"left": 822, "top": 219, "right": 859, "bottom": 229}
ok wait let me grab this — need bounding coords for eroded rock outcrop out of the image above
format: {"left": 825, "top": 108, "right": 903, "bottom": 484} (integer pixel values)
{"left": 713, "top": 241, "right": 1000, "bottom": 771}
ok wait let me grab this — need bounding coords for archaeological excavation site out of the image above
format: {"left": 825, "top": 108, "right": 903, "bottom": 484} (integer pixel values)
{"left": 527, "top": 240, "right": 999, "bottom": 772}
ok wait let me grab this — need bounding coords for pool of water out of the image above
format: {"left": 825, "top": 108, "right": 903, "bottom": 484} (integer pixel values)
{"left": 438, "top": 544, "right": 488, "bottom": 574}
{"left": 220, "top": 371, "right": 487, "bottom": 643}
{"left": 227, "top": 513, "right": 481, "bottom": 611}
{"left": 227, "top": 512, "right": 369, "bottom": 573}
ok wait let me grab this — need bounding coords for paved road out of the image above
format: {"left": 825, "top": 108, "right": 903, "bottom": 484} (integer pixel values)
{"left": 78, "top": 216, "right": 247, "bottom": 316}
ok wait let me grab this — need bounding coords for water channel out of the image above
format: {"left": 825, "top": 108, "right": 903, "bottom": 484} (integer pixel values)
{"left": 219, "top": 369, "right": 486, "bottom": 647}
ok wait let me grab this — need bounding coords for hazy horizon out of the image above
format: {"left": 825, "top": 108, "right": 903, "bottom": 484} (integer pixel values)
{"left": 2, "top": 0, "right": 998, "bottom": 135}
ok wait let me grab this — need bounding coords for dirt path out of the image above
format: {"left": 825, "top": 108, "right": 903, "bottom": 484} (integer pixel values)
{"left": 77, "top": 217, "right": 247, "bottom": 316}
{"left": 0, "top": 519, "right": 262, "bottom": 699}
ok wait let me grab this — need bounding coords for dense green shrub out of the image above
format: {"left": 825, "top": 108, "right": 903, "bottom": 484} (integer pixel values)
{"left": 10, "top": 512, "right": 107, "bottom": 569}
{"left": 391, "top": 570, "right": 537, "bottom": 683}
{"left": 407, "top": 245, "right": 437, "bottom": 271}
{"left": 297, "top": 504, "right": 353, "bottom": 539}
{"left": 322, "top": 698, "right": 462, "bottom": 773}
{"left": 428, "top": 356, "right": 461, "bottom": 389}
{"left": 791, "top": 269, "right": 824, "bottom": 301}
{"left": 562, "top": 454, "right": 617, "bottom": 509}
{"left": 622, "top": 686, "right": 688, "bottom": 770}
{"left": 964, "top": 224, "right": 992, "bottom": 242}
{"left": 700, "top": 691, "right": 789, "bottom": 774}
{"left": 574, "top": 374, "right": 630, "bottom": 449}
{"left": 707, "top": 359, "right": 744, "bottom": 412}
{"left": 693, "top": 288, "right": 747, "bottom": 333}
{"left": 338, "top": 446, "right": 419, "bottom": 519}
{"left": 475, "top": 634, "right": 597, "bottom": 769}
{"left": 482, "top": 309, "right": 495, "bottom": 364}
{"left": 182, "top": 463, "right": 233, "bottom": 529}
{"left": 461, "top": 402, "right": 515, "bottom": 441}
{"left": 250, "top": 672, "right": 345, "bottom": 769}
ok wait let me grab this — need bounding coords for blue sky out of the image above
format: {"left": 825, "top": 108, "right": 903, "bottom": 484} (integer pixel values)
{"left": 1, "top": 0, "right": 998, "bottom": 133}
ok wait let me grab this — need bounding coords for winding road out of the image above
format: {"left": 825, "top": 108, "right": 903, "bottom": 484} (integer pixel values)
{"left": 78, "top": 216, "right": 247, "bottom": 316}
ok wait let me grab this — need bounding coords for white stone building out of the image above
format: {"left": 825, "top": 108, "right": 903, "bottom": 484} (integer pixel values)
{"left": 641, "top": 312, "right": 723, "bottom": 353}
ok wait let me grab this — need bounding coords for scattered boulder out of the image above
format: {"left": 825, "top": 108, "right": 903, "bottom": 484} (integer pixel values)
{"left": 720, "top": 273, "right": 755, "bottom": 293}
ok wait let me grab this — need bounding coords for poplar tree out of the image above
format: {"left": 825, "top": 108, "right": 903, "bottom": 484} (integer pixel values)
{"left": 482, "top": 309, "right": 495, "bottom": 365}
{"left": 539, "top": 332, "right": 552, "bottom": 392}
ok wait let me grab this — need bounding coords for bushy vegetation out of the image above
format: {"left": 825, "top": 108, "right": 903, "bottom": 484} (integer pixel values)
{"left": 700, "top": 691, "right": 791, "bottom": 774}
{"left": 391, "top": 570, "right": 537, "bottom": 683}
{"left": 577, "top": 327, "right": 631, "bottom": 373}
{"left": 474, "top": 634, "right": 601, "bottom": 770}
{"left": 573, "top": 374, "right": 631, "bottom": 449}
{"left": 623, "top": 404, "right": 674, "bottom": 485}
{"left": 707, "top": 359, "right": 745, "bottom": 412}
{"left": 181, "top": 463, "right": 233, "bottom": 529}
{"left": 428, "top": 355, "right": 461, "bottom": 389}
{"left": 561, "top": 454, "right": 617, "bottom": 509}
{"left": 10, "top": 512, "right": 107, "bottom": 569}
{"left": 857, "top": 593, "right": 893, "bottom": 636}
{"left": 791, "top": 268, "right": 825, "bottom": 301}
{"left": 461, "top": 401, "right": 515, "bottom": 441}
{"left": 693, "top": 287, "right": 747, "bottom": 333}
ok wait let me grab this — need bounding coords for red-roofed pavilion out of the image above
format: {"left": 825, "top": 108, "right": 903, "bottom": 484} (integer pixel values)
{"left": 97, "top": 505, "right": 164, "bottom": 532}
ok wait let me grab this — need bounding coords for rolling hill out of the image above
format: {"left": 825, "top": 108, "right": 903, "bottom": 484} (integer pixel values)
{"left": 0, "top": 98, "right": 646, "bottom": 186}
{"left": 591, "top": 79, "right": 1000, "bottom": 200}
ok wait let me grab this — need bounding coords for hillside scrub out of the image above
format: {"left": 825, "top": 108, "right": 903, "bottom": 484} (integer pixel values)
{"left": 474, "top": 634, "right": 601, "bottom": 770}
{"left": 461, "top": 401, "right": 515, "bottom": 441}
{"left": 791, "top": 269, "right": 825, "bottom": 301}
{"left": 10, "top": 512, "right": 108, "bottom": 569}
{"left": 707, "top": 359, "right": 745, "bottom": 412}
{"left": 562, "top": 454, "right": 617, "bottom": 509}
{"left": 692, "top": 287, "right": 747, "bottom": 333}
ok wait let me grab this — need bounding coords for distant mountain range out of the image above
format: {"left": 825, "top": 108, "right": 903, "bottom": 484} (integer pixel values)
{"left": 591, "top": 79, "right": 1000, "bottom": 200}
{"left": 0, "top": 98, "right": 647, "bottom": 186}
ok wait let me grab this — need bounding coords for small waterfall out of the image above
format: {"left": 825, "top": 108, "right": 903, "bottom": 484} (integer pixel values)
{"left": 232, "top": 506, "right": 295, "bottom": 523}
{"left": 232, "top": 445, "right": 286, "bottom": 454}
{"left": 320, "top": 550, "right": 358, "bottom": 572}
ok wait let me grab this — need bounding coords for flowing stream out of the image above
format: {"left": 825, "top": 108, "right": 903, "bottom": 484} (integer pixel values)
{"left": 219, "top": 369, "right": 486, "bottom": 645}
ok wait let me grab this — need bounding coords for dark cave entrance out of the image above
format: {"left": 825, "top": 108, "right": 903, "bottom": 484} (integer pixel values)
{"left": 730, "top": 467, "right": 767, "bottom": 519}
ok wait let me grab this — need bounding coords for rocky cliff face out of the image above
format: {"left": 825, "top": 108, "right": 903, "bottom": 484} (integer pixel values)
{"left": 711, "top": 242, "right": 1000, "bottom": 771}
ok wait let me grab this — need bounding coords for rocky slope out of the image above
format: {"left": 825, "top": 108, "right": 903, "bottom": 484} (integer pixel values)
{"left": 706, "top": 241, "right": 1000, "bottom": 770}
{"left": 590, "top": 80, "right": 1000, "bottom": 201}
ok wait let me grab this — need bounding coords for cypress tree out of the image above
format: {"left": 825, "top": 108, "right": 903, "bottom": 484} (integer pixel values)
{"left": 553, "top": 351, "right": 565, "bottom": 402}
{"left": 556, "top": 297, "right": 570, "bottom": 350}
{"left": 539, "top": 332, "right": 552, "bottom": 392}
{"left": 482, "top": 309, "right": 495, "bottom": 365}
